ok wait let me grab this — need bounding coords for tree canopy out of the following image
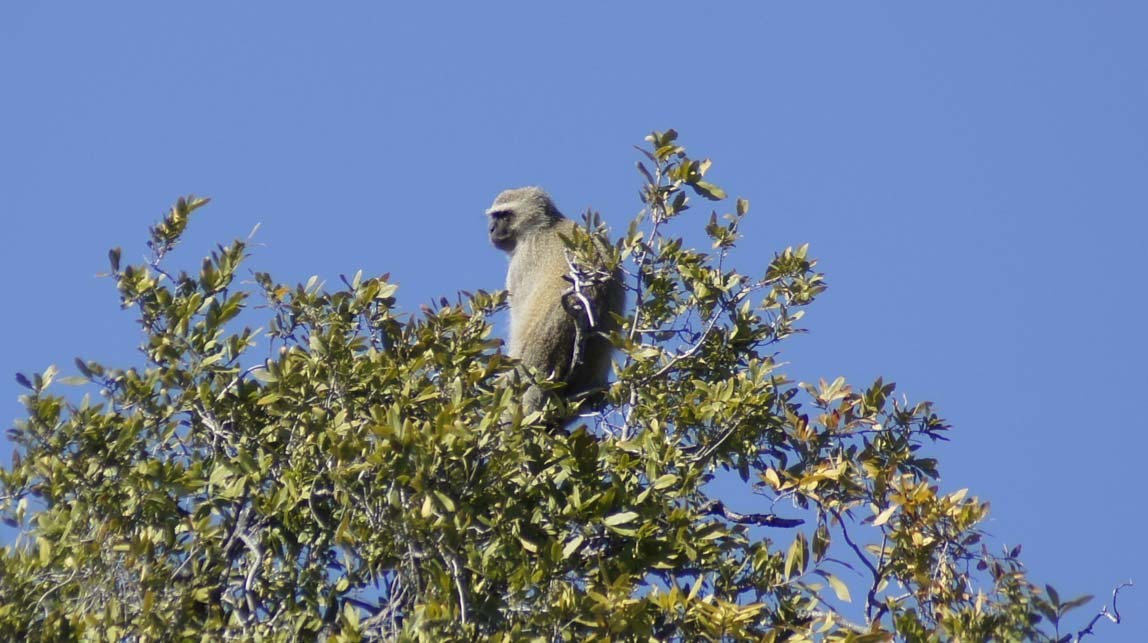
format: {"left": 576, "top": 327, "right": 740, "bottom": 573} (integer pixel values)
{"left": 0, "top": 131, "right": 1125, "bottom": 641}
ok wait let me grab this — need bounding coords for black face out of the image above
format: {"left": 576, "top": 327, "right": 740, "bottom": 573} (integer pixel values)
{"left": 488, "top": 208, "right": 516, "bottom": 251}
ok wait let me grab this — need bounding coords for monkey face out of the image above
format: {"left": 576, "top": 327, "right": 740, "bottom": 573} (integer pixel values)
{"left": 488, "top": 208, "right": 517, "bottom": 251}
{"left": 487, "top": 187, "right": 559, "bottom": 253}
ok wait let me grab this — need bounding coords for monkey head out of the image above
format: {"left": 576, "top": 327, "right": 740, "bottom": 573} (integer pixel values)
{"left": 486, "top": 186, "right": 564, "bottom": 252}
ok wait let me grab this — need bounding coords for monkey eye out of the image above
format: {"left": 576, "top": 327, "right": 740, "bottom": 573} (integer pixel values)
{"left": 489, "top": 209, "right": 512, "bottom": 220}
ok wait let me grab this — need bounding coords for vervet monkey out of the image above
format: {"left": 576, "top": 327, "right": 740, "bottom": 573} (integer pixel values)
{"left": 486, "top": 187, "right": 625, "bottom": 413}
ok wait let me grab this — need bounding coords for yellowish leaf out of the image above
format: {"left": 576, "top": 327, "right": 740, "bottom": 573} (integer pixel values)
{"left": 873, "top": 504, "right": 898, "bottom": 527}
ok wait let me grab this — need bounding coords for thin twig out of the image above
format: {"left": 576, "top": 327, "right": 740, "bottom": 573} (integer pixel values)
{"left": 448, "top": 555, "right": 469, "bottom": 626}
{"left": 685, "top": 423, "right": 739, "bottom": 464}
{"left": 831, "top": 508, "right": 886, "bottom": 623}
{"left": 217, "top": 363, "right": 267, "bottom": 399}
{"left": 701, "top": 499, "right": 803, "bottom": 528}
{"left": 1075, "top": 581, "right": 1133, "bottom": 641}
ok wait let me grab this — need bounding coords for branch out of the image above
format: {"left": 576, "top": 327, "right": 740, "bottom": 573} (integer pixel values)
{"left": 640, "top": 307, "right": 724, "bottom": 384}
{"left": 238, "top": 530, "right": 263, "bottom": 615}
{"left": 217, "top": 363, "right": 267, "bottom": 399}
{"left": 685, "top": 423, "right": 738, "bottom": 464}
{"left": 562, "top": 249, "right": 612, "bottom": 373}
{"left": 445, "top": 551, "right": 469, "bottom": 626}
{"left": 1075, "top": 581, "right": 1133, "bottom": 641}
{"left": 805, "top": 609, "right": 869, "bottom": 635}
{"left": 563, "top": 251, "right": 599, "bottom": 329}
{"left": 639, "top": 282, "right": 768, "bottom": 386}
{"left": 831, "top": 508, "right": 888, "bottom": 624}
{"left": 701, "top": 499, "right": 803, "bottom": 528}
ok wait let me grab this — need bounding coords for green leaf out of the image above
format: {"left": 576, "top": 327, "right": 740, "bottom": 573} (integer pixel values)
{"left": 433, "top": 490, "right": 456, "bottom": 513}
{"left": 851, "top": 634, "right": 894, "bottom": 643}
{"left": 603, "top": 511, "right": 639, "bottom": 526}
{"left": 342, "top": 600, "right": 360, "bottom": 630}
{"left": 784, "top": 532, "right": 807, "bottom": 580}
{"left": 825, "top": 573, "right": 851, "bottom": 603}
{"left": 872, "top": 504, "right": 898, "bottom": 527}
{"left": 691, "top": 180, "right": 727, "bottom": 200}
{"left": 1058, "top": 594, "right": 1094, "bottom": 614}
{"left": 561, "top": 535, "right": 584, "bottom": 559}
{"left": 200, "top": 353, "right": 225, "bottom": 368}
{"left": 812, "top": 523, "right": 830, "bottom": 562}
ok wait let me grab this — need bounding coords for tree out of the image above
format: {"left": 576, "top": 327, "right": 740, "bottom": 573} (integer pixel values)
{"left": 0, "top": 131, "right": 1127, "bottom": 641}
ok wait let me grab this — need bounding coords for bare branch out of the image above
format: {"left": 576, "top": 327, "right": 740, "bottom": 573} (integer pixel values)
{"left": 831, "top": 508, "right": 887, "bottom": 624}
{"left": 1075, "top": 581, "right": 1133, "bottom": 641}
{"left": 701, "top": 499, "right": 803, "bottom": 528}
{"left": 448, "top": 555, "right": 469, "bottom": 626}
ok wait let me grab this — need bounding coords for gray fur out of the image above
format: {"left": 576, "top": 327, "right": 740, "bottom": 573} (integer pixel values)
{"left": 487, "top": 187, "right": 625, "bottom": 413}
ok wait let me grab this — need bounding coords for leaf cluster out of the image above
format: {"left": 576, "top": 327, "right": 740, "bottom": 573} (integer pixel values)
{"left": 0, "top": 135, "right": 1116, "bottom": 641}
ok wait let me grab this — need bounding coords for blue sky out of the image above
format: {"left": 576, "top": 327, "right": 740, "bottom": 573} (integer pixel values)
{"left": 2, "top": 3, "right": 1145, "bottom": 638}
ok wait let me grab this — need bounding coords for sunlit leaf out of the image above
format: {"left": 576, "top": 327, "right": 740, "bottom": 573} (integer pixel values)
{"left": 872, "top": 504, "right": 898, "bottom": 527}
{"left": 604, "top": 511, "right": 639, "bottom": 526}
{"left": 562, "top": 535, "right": 584, "bottom": 559}
{"left": 825, "top": 573, "right": 851, "bottom": 603}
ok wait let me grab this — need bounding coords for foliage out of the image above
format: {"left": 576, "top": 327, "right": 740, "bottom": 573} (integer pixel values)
{"left": 0, "top": 132, "right": 1120, "bottom": 641}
